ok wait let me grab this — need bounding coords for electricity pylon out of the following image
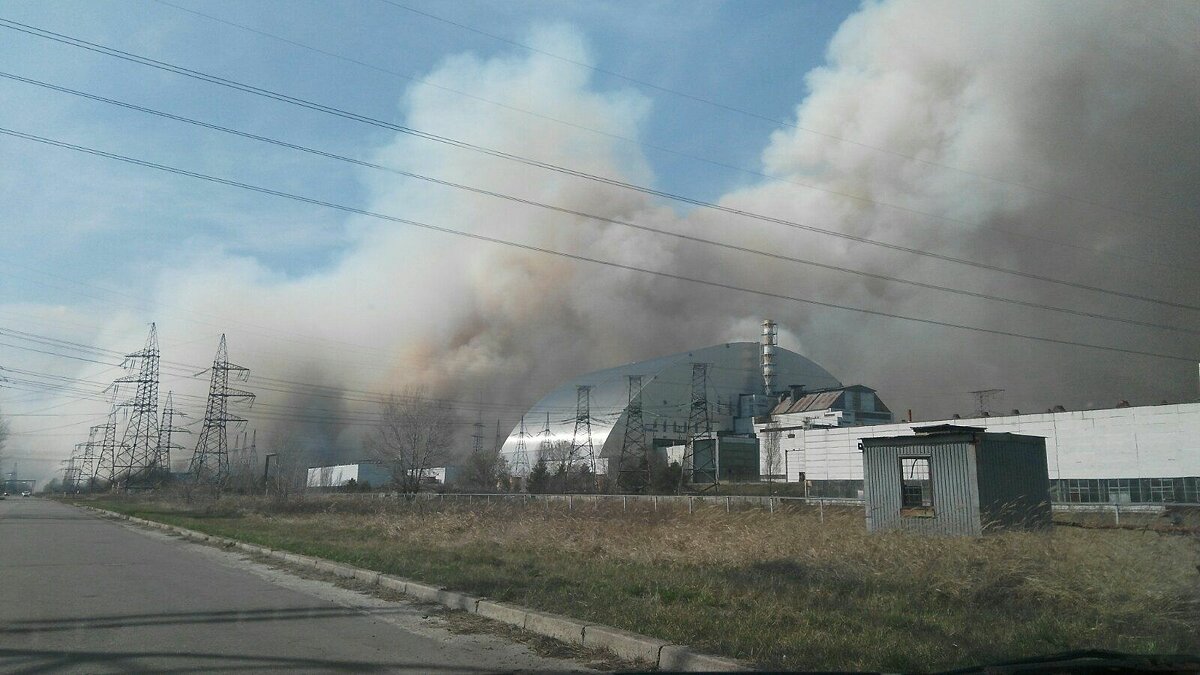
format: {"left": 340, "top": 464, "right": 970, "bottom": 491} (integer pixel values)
{"left": 75, "top": 423, "right": 102, "bottom": 490}
{"left": 471, "top": 405, "right": 485, "bottom": 454}
{"left": 188, "top": 335, "right": 255, "bottom": 484}
{"left": 93, "top": 410, "right": 119, "bottom": 486}
{"left": 62, "top": 453, "right": 81, "bottom": 493}
{"left": 679, "top": 363, "right": 717, "bottom": 493}
{"left": 569, "top": 385, "right": 595, "bottom": 489}
{"left": 155, "top": 391, "right": 189, "bottom": 481}
{"left": 536, "top": 411, "right": 552, "bottom": 466}
{"left": 512, "top": 415, "right": 531, "bottom": 477}
{"left": 112, "top": 324, "right": 161, "bottom": 490}
{"left": 617, "top": 375, "right": 650, "bottom": 493}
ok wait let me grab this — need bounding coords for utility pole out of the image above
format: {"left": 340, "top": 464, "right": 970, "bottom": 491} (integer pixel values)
{"left": 188, "top": 335, "right": 255, "bottom": 485}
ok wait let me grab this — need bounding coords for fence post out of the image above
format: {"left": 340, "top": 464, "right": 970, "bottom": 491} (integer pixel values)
{"left": 623, "top": 495, "right": 627, "bottom": 511}
{"left": 569, "top": 494, "right": 574, "bottom": 510}
{"left": 818, "top": 499, "right": 824, "bottom": 523}
{"left": 653, "top": 495, "right": 657, "bottom": 512}
{"left": 1114, "top": 502, "right": 1120, "bottom": 527}
{"left": 726, "top": 496, "right": 731, "bottom": 513}
{"left": 688, "top": 496, "right": 693, "bottom": 514}
{"left": 768, "top": 497, "right": 774, "bottom": 514}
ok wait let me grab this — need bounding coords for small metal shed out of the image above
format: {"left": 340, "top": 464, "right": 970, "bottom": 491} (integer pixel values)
{"left": 862, "top": 425, "right": 1052, "bottom": 535}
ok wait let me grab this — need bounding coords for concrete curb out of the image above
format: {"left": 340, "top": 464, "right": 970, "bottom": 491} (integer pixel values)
{"left": 81, "top": 505, "right": 752, "bottom": 671}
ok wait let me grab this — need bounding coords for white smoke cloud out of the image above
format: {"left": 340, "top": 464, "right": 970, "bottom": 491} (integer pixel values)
{"left": 7, "top": 2, "right": 1199, "bottom": 482}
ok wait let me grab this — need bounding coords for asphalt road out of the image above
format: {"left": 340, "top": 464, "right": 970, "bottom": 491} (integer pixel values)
{"left": 0, "top": 498, "right": 591, "bottom": 673}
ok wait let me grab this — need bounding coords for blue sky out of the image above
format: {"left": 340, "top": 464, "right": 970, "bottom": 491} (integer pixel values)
{"left": 0, "top": 0, "right": 857, "bottom": 289}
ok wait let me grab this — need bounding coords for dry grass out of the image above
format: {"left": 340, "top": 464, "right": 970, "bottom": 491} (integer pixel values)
{"left": 84, "top": 494, "right": 1200, "bottom": 672}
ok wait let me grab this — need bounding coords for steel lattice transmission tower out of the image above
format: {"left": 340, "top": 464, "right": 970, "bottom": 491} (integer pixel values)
{"left": 679, "top": 363, "right": 717, "bottom": 493}
{"left": 617, "top": 375, "right": 650, "bottom": 493}
{"left": 93, "top": 410, "right": 119, "bottom": 485}
{"left": 188, "top": 335, "right": 255, "bottom": 483}
{"left": 536, "top": 412, "right": 553, "bottom": 466}
{"left": 75, "top": 423, "right": 102, "bottom": 490}
{"left": 112, "top": 324, "right": 161, "bottom": 490}
{"left": 471, "top": 405, "right": 486, "bottom": 455}
{"left": 156, "top": 391, "right": 190, "bottom": 479}
{"left": 569, "top": 385, "right": 596, "bottom": 488}
{"left": 511, "top": 415, "right": 531, "bottom": 477}
{"left": 62, "top": 453, "right": 81, "bottom": 493}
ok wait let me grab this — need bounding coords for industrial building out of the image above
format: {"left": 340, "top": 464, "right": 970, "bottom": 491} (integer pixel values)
{"left": 765, "top": 384, "right": 893, "bottom": 428}
{"left": 755, "top": 403, "right": 1200, "bottom": 503}
{"left": 500, "top": 321, "right": 843, "bottom": 481}
{"left": 305, "top": 462, "right": 391, "bottom": 489}
{"left": 664, "top": 436, "right": 763, "bottom": 483}
{"left": 862, "top": 425, "right": 1052, "bottom": 535}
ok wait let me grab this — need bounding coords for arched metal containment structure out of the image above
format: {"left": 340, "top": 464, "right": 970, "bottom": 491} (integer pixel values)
{"left": 500, "top": 341, "right": 841, "bottom": 476}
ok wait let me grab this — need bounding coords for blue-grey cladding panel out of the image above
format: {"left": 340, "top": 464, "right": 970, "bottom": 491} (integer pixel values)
{"left": 975, "top": 436, "right": 1052, "bottom": 530}
{"left": 863, "top": 441, "right": 981, "bottom": 536}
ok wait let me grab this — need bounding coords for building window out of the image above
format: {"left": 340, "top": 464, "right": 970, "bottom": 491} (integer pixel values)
{"left": 900, "top": 457, "right": 933, "bottom": 517}
{"left": 1150, "top": 479, "right": 1175, "bottom": 503}
{"left": 1067, "top": 479, "right": 1096, "bottom": 502}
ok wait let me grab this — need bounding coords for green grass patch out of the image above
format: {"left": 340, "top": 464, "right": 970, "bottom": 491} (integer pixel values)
{"left": 78, "top": 494, "right": 1200, "bottom": 671}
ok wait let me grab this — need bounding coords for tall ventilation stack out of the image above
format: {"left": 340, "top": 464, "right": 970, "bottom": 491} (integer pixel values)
{"left": 761, "top": 319, "right": 777, "bottom": 396}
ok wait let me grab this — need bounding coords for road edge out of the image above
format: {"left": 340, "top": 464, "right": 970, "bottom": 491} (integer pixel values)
{"left": 78, "top": 505, "right": 751, "bottom": 672}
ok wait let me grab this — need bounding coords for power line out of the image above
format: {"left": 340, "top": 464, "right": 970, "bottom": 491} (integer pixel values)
{"left": 145, "top": 2, "right": 1184, "bottom": 273}
{"left": 0, "top": 19, "right": 1191, "bottom": 311}
{"left": 377, "top": 0, "right": 1175, "bottom": 226}
{"left": 0, "top": 126, "right": 1192, "bottom": 363}
{"left": 4, "top": 71, "right": 1192, "bottom": 335}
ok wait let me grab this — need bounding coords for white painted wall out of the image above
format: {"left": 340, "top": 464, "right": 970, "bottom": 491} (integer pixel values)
{"left": 306, "top": 464, "right": 360, "bottom": 488}
{"left": 756, "top": 403, "right": 1200, "bottom": 482}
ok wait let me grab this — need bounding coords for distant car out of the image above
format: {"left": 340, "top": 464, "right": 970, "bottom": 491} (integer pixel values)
{"left": 21, "top": 491, "right": 31, "bottom": 497}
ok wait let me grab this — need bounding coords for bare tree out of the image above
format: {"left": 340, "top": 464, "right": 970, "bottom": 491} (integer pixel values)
{"left": 264, "top": 432, "right": 310, "bottom": 504}
{"left": 462, "top": 447, "right": 510, "bottom": 492}
{"left": 367, "top": 390, "right": 455, "bottom": 497}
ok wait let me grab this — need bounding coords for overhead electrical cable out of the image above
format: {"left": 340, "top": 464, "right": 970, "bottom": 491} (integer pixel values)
{"left": 376, "top": 0, "right": 1173, "bottom": 225}
{"left": 0, "top": 18, "right": 1193, "bottom": 311}
{"left": 3, "top": 71, "right": 1192, "bottom": 335}
{"left": 0, "top": 326, "right": 584, "bottom": 415}
{"left": 0, "top": 126, "right": 1193, "bottom": 364}
{"left": 145, "top": 2, "right": 1184, "bottom": 273}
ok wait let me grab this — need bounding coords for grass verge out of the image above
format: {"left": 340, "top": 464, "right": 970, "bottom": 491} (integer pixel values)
{"left": 77, "top": 494, "right": 1200, "bottom": 672}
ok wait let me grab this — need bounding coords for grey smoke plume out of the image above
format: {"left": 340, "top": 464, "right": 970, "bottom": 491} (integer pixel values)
{"left": 16, "top": 1, "right": 1200, "bottom": 479}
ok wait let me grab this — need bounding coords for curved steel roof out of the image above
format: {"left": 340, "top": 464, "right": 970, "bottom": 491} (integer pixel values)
{"left": 500, "top": 341, "right": 840, "bottom": 473}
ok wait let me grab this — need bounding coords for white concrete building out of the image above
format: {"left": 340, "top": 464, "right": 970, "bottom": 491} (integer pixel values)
{"left": 754, "top": 402, "right": 1200, "bottom": 503}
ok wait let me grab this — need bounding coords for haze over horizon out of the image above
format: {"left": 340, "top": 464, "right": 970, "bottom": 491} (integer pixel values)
{"left": 2, "top": 0, "right": 1197, "bottom": 483}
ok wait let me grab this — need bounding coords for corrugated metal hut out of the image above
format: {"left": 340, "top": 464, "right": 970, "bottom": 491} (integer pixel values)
{"left": 862, "top": 425, "right": 1052, "bottom": 535}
